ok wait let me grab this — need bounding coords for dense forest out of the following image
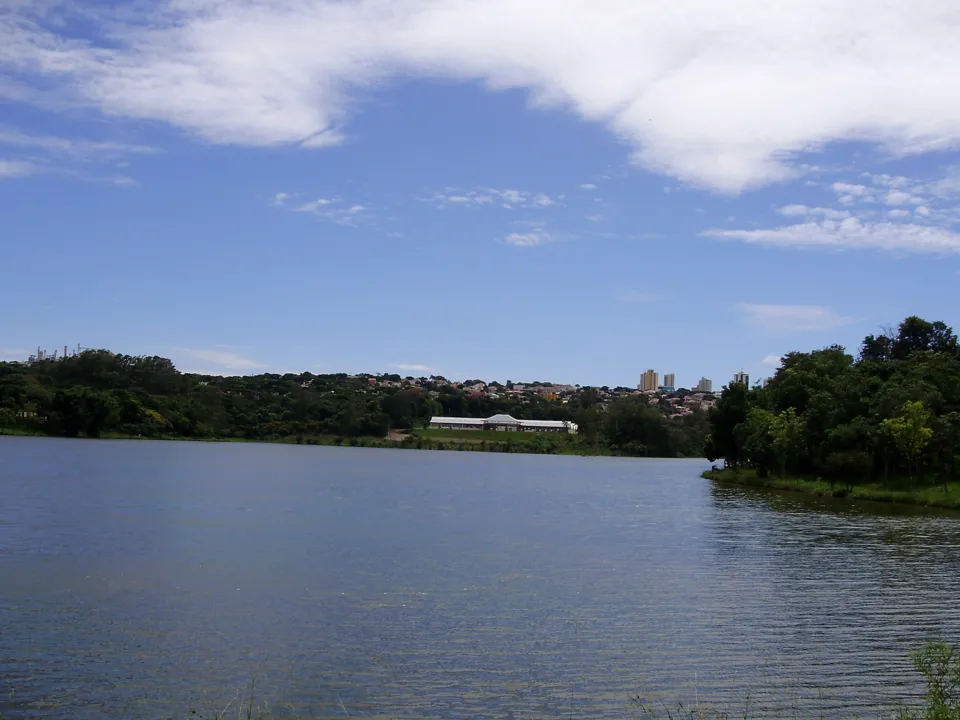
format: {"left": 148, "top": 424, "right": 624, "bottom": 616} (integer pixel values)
{"left": 0, "top": 352, "right": 709, "bottom": 457}
{"left": 705, "top": 316, "right": 960, "bottom": 487}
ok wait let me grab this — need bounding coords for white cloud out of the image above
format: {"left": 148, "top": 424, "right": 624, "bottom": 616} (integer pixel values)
{"left": 927, "top": 171, "right": 960, "bottom": 198}
{"left": 915, "top": 205, "right": 931, "bottom": 217}
{"left": 586, "top": 214, "right": 603, "bottom": 222}
{"left": 884, "top": 190, "right": 924, "bottom": 206}
{"left": 0, "top": 127, "right": 157, "bottom": 185}
{"left": 831, "top": 182, "right": 875, "bottom": 205}
{"left": 0, "top": 347, "right": 26, "bottom": 361}
{"left": 761, "top": 354, "right": 783, "bottom": 366}
{"left": 619, "top": 290, "right": 659, "bottom": 303}
{"left": 0, "top": 159, "right": 39, "bottom": 178}
{"left": 8, "top": 1, "right": 960, "bottom": 192}
{"left": 579, "top": 183, "right": 597, "bottom": 190}
{"left": 425, "top": 188, "right": 555, "bottom": 209}
{"left": 388, "top": 363, "right": 434, "bottom": 372}
{"left": 104, "top": 175, "right": 139, "bottom": 188}
{"left": 778, "top": 204, "right": 850, "bottom": 220}
{"left": 297, "top": 197, "right": 338, "bottom": 211}
{"left": 172, "top": 347, "right": 267, "bottom": 372}
{"left": 738, "top": 304, "right": 856, "bottom": 334}
{"left": 0, "top": 126, "right": 159, "bottom": 159}
{"left": 292, "top": 197, "right": 368, "bottom": 224}
{"left": 704, "top": 217, "right": 960, "bottom": 254}
{"left": 490, "top": 188, "right": 526, "bottom": 206}
{"left": 887, "top": 208, "right": 910, "bottom": 218}
{"left": 869, "top": 173, "right": 911, "bottom": 189}
{"left": 272, "top": 192, "right": 291, "bottom": 205}
{"left": 503, "top": 229, "right": 551, "bottom": 247}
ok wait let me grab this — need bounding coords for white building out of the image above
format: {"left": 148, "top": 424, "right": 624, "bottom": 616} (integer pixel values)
{"left": 429, "top": 417, "right": 485, "bottom": 431}
{"left": 430, "top": 414, "right": 578, "bottom": 434}
{"left": 696, "top": 377, "right": 713, "bottom": 393}
{"left": 663, "top": 373, "right": 675, "bottom": 388}
{"left": 733, "top": 370, "right": 750, "bottom": 387}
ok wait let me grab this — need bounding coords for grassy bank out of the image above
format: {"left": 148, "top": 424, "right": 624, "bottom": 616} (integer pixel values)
{"left": 1, "top": 427, "right": 619, "bottom": 457}
{"left": 415, "top": 428, "right": 553, "bottom": 443}
{"left": 703, "top": 467, "right": 960, "bottom": 510}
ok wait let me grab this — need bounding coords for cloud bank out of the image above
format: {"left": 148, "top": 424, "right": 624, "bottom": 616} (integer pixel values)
{"left": 738, "top": 304, "right": 856, "bottom": 334}
{"left": 173, "top": 347, "right": 268, "bottom": 372}
{"left": 4, "top": 0, "right": 960, "bottom": 192}
{"left": 707, "top": 169, "right": 960, "bottom": 253}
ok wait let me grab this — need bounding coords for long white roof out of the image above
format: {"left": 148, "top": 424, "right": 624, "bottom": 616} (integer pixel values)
{"left": 429, "top": 415, "right": 573, "bottom": 428}
{"left": 519, "top": 419, "right": 570, "bottom": 428}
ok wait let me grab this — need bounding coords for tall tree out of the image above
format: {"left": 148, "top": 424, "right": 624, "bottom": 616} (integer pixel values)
{"left": 877, "top": 401, "right": 933, "bottom": 482}
{"left": 707, "top": 382, "right": 750, "bottom": 467}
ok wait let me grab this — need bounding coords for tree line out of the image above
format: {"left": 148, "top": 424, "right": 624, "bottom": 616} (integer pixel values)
{"left": 705, "top": 316, "right": 960, "bottom": 488}
{"left": 0, "top": 352, "right": 709, "bottom": 457}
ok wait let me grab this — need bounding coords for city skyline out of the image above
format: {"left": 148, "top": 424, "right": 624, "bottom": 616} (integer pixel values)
{"left": 4, "top": 345, "right": 774, "bottom": 392}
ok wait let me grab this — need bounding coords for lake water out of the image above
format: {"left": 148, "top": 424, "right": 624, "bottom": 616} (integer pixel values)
{"left": 2, "top": 437, "right": 960, "bottom": 719}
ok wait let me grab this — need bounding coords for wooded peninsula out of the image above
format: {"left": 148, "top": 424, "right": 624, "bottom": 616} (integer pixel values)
{"left": 704, "top": 316, "right": 960, "bottom": 508}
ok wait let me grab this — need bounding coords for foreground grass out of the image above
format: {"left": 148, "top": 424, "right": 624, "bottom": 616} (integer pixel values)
{"left": 703, "top": 467, "right": 960, "bottom": 510}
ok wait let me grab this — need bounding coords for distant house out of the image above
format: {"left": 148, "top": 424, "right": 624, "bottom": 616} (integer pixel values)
{"left": 429, "top": 413, "right": 578, "bottom": 434}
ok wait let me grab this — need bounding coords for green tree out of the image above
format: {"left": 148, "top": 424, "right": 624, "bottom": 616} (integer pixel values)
{"left": 49, "top": 387, "right": 119, "bottom": 438}
{"left": 879, "top": 400, "right": 934, "bottom": 482}
{"left": 602, "top": 397, "right": 672, "bottom": 456}
{"left": 824, "top": 449, "right": 873, "bottom": 490}
{"left": 0, "top": 407, "right": 16, "bottom": 431}
{"left": 738, "top": 407, "right": 776, "bottom": 476}
{"left": 930, "top": 412, "right": 960, "bottom": 492}
{"left": 770, "top": 407, "right": 807, "bottom": 477}
{"left": 901, "top": 640, "right": 960, "bottom": 720}
{"left": 892, "top": 316, "right": 959, "bottom": 360}
{"left": 707, "top": 382, "right": 750, "bottom": 468}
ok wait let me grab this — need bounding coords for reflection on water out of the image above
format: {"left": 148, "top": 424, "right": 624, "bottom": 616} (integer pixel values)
{"left": 1, "top": 437, "right": 959, "bottom": 719}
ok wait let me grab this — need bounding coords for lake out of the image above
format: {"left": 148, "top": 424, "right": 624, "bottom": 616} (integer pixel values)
{"left": 2, "top": 437, "right": 960, "bottom": 719}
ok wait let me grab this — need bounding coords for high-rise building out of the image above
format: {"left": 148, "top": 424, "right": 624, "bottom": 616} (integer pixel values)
{"left": 639, "top": 369, "right": 659, "bottom": 392}
{"left": 663, "top": 373, "right": 675, "bottom": 388}
{"left": 733, "top": 370, "right": 750, "bottom": 387}
{"left": 696, "top": 377, "right": 713, "bottom": 393}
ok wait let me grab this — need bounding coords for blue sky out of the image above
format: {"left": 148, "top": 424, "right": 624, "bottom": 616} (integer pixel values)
{"left": 2, "top": 0, "right": 960, "bottom": 389}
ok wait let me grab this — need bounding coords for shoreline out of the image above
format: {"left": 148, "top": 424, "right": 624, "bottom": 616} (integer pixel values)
{"left": 0, "top": 429, "right": 660, "bottom": 459}
{"left": 703, "top": 467, "right": 960, "bottom": 510}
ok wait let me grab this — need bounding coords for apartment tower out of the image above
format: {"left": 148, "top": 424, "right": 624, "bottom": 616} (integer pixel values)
{"left": 639, "top": 369, "right": 659, "bottom": 392}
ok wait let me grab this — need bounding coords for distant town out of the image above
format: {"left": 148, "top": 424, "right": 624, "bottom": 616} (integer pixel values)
{"left": 3, "top": 344, "right": 765, "bottom": 456}
{"left": 14, "top": 346, "right": 766, "bottom": 421}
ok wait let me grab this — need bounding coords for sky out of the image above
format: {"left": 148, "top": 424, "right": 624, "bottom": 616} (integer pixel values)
{"left": 2, "top": 0, "right": 960, "bottom": 389}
